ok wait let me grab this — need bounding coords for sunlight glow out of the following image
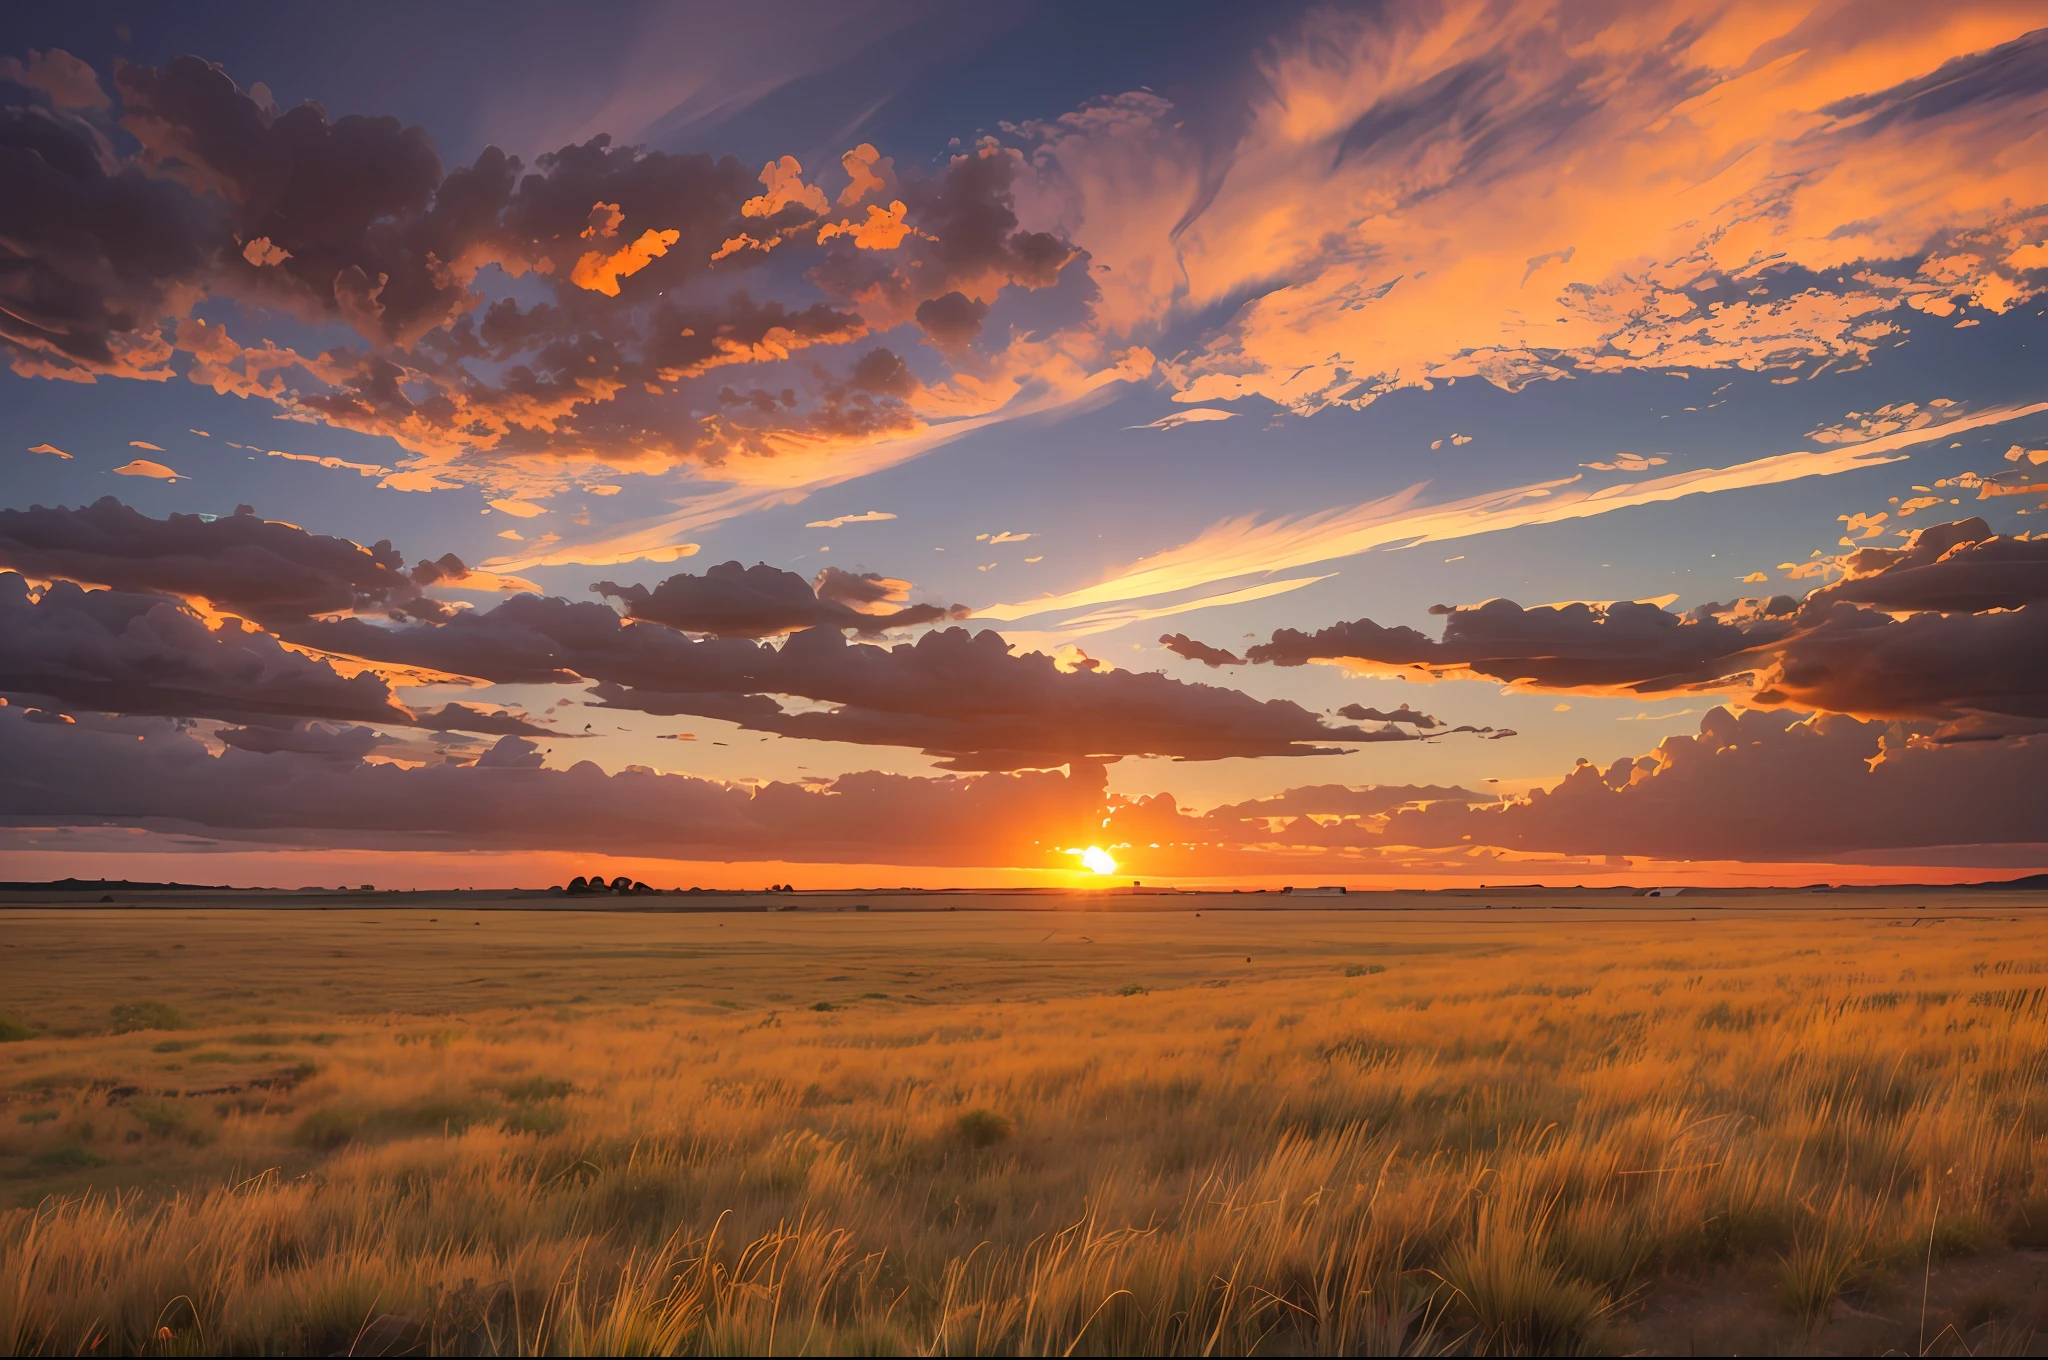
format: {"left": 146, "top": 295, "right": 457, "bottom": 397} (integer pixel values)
{"left": 1080, "top": 846, "right": 1117, "bottom": 875}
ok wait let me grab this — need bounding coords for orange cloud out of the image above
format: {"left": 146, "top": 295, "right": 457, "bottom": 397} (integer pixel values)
{"left": 112, "top": 459, "right": 179, "bottom": 480}
{"left": 569, "top": 227, "right": 682, "bottom": 296}
{"left": 815, "top": 200, "right": 923, "bottom": 250}
{"left": 1007, "top": 6, "right": 2048, "bottom": 411}
{"left": 741, "top": 154, "right": 829, "bottom": 219}
{"left": 837, "top": 143, "right": 888, "bottom": 206}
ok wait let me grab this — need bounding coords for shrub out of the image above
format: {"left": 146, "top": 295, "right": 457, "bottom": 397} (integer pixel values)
{"left": 29, "top": 1144, "right": 107, "bottom": 1171}
{"left": 956, "top": 1108, "right": 1013, "bottom": 1148}
{"left": 109, "top": 1000, "right": 190, "bottom": 1034}
{"left": 1345, "top": 963, "right": 1386, "bottom": 977}
{"left": 0, "top": 1012, "right": 36, "bottom": 1042}
{"left": 1776, "top": 1231, "right": 1860, "bottom": 1332}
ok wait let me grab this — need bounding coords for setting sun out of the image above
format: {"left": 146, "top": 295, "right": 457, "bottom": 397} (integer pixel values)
{"left": 1080, "top": 846, "right": 1117, "bottom": 875}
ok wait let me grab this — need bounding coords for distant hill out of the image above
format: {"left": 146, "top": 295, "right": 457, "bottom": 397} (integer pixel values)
{"left": 0, "top": 878, "right": 235, "bottom": 892}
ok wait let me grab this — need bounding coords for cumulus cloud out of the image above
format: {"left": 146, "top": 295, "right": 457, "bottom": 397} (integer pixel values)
{"left": 592, "top": 559, "right": 963, "bottom": 638}
{"left": 0, "top": 573, "right": 411, "bottom": 726}
{"left": 1094, "top": 707, "right": 2048, "bottom": 872}
{"left": 285, "top": 591, "right": 1382, "bottom": 770}
{"left": 0, "top": 497, "right": 463, "bottom": 627}
{"left": 1806, "top": 517, "right": 2048, "bottom": 613}
{"left": 1247, "top": 596, "right": 1799, "bottom": 694}
{"left": 215, "top": 720, "right": 389, "bottom": 759}
{"left": 1213, "top": 517, "right": 2047, "bottom": 741}
{"left": 913, "top": 291, "right": 990, "bottom": 354}
{"left": 0, "top": 51, "right": 1108, "bottom": 504}
{"left": 0, "top": 704, "right": 1109, "bottom": 866}
{"left": 1374, "top": 707, "right": 2048, "bottom": 861}
{"left": 1159, "top": 632, "right": 1243, "bottom": 667}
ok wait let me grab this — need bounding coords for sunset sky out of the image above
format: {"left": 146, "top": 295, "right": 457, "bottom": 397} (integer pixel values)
{"left": 3, "top": 1, "right": 2046, "bottom": 888}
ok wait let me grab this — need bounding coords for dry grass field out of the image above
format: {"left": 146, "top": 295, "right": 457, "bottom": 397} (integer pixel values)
{"left": 2, "top": 893, "right": 2046, "bottom": 1356}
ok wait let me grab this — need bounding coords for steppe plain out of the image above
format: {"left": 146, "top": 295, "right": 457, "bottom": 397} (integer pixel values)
{"left": 2, "top": 889, "right": 2045, "bottom": 1355}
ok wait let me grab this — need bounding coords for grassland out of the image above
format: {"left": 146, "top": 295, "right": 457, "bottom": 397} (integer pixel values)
{"left": 2, "top": 893, "right": 2046, "bottom": 1355}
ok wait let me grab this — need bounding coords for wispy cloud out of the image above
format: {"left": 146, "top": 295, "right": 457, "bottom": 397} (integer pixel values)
{"left": 977, "top": 401, "right": 2048, "bottom": 628}
{"left": 807, "top": 510, "right": 897, "bottom": 528}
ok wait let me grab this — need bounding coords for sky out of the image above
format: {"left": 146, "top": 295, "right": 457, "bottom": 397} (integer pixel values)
{"left": 3, "top": 0, "right": 2046, "bottom": 890}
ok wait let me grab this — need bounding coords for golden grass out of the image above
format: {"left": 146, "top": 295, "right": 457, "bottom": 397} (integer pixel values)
{"left": 1, "top": 899, "right": 2045, "bottom": 1354}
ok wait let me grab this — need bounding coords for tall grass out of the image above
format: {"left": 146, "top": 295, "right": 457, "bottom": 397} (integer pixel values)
{"left": 2, "top": 909, "right": 2045, "bottom": 1353}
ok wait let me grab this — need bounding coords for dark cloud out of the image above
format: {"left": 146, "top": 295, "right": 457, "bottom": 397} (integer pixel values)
{"left": 1159, "top": 632, "right": 1243, "bottom": 667}
{"left": 1225, "top": 520, "right": 2048, "bottom": 738}
{"left": 847, "top": 347, "right": 918, "bottom": 397}
{"left": 1808, "top": 517, "right": 2048, "bottom": 613}
{"left": 1246, "top": 596, "right": 1794, "bottom": 692}
{"left": 0, "top": 78, "right": 211, "bottom": 377}
{"left": 0, "top": 497, "right": 451, "bottom": 626}
{"left": 0, "top": 705, "right": 1107, "bottom": 866}
{"left": 1, "top": 54, "right": 1080, "bottom": 475}
{"left": 1376, "top": 706, "right": 2048, "bottom": 861}
{"left": 592, "top": 560, "right": 961, "bottom": 638}
{"left": 810, "top": 145, "right": 1075, "bottom": 334}
{"left": 412, "top": 703, "right": 555, "bottom": 736}
{"left": 914, "top": 291, "right": 989, "bottom": 354}
{"left": 215, "top": 721, "right": 387, "bottom": 759}
{"left": 1755, "top": 599, "right": 2048, "bottom": 740}
{"left": 0, "top": 573, "right": 411, "bottom": 726}
{"left": 1336, "top": 703, "right": 1441, "bottom": 727}
{"left": 0, "top": 570, "right": 548, "bottom": 736}
{"left": 287, "top": 594, "right": 1379, "bottom": 770}
{"left": 905, "top": 147, "right": 1072, "bottom": 293}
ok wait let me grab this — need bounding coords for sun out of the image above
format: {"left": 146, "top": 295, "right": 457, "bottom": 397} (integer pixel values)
{"left": 1080, "top": 846, "right": 1117, "bottom": 875}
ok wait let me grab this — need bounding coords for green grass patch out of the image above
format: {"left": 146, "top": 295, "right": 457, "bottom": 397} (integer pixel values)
{"left": 109, "top": 1000, "right": 191, "bottom": 1034}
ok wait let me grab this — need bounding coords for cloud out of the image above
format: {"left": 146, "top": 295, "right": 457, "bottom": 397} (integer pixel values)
{"left": 1132, "top": 408, "right": 1239, "bottom": 431}
{"left": 1219, "top": 516, "right": 2048, "bottom": 741}
{"left": 215, "top": 720, "right": 388, "bottom": 759}
{"left": 815, "top": 200, "right": 922, "bottom": 250}
{"left": 1009, "top": 8, "right": 2048, "bottom": 413}
{"left": 285, "top": 589, "right": 1384, "bottom": 770}
{"left": 974, "top": 400, "right": 2048, "bottom": 628}
{"left": 0, "top": 704, "right": 1111, "bottom": 867}
{"left": 112, "top": 460, "right": 180, "bottom": 480}
{"left": 913, "top": 291, "right": 989, "bottom": 354}
{"left": 1336, "top": 703, "right": 1440, "bottom": 728}
{"left": 1159, "top": 632, "right": 1243, "bottom": 667}
{"left": 806, "top": 510, "right": 897, "bottom": 529}
{"left": 1580, "top": 453, "right": 1667, "bottom": 473}
{"left": 1247, "top": 595, "right": 1799, "bottom": 694}
{"left": 127, "top": 440, "right": 164, "bottom": 451}
{"left": 570, "top": 227, "right": 681, "bottom": 296}
{"left": 1806, "top": 517, "right": 2048, "bottom": 613}
{"left": 837, "top": 144, "right": 889, "bottom": 207}
{"left": 591, "top": 559, "right": 963, "bottom": 638}
{"left": 0, "top": 573, "right": 412, "bottom": 727}
{"left": 0, "top": 48, "right": 109, "bottom": 110}
{"left": 27, "top": 444, "right": 71, "bottom": 459}
{"left": 0, "top": 497, "right": 461, "bottom": 628}
{"left": 740, "top": 154, "right": 829, "bottom": 220}
{"left": 1373, "top": 707, "right": 2048, "bottom": 861}
{"left": 0, "top": 53, "right": 1111, "bottom": 507}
